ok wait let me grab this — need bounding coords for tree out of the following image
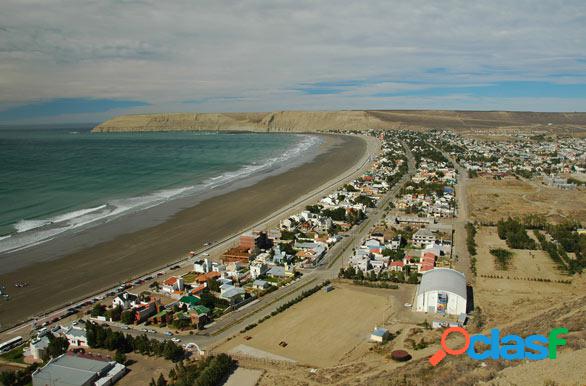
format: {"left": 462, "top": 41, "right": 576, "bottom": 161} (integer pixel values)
{"left": 91, "top": 303, "right": 106, "bottom": 317}
{"left": 46, "top": 334, "right": 69, "bottom": 359}
{"left": 107, "top": 305, "right": 122, "bottom": 322}
{"left": 206, "top": 278, "right": 220, "bottom": 292}
{"left": 156, "top": 373, "right": 167, "bottom": 386}
{"left": 354, "top": 195, "right": 376, "bottom": 208}
{"left": 0, "top": 371, "right": 16, "bottom": 386}
{"left": 114, "top": 350, "right": 127, "bottom": 364}
{"left": 121, "top": 310, "right": 134, "bottom": 325}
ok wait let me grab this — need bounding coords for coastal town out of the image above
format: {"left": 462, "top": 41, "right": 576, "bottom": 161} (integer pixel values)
{"left": 1, "top": 128, "right": 585, "bottom": 386}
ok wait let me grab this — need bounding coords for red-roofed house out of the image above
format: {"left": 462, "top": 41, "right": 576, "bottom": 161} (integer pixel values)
{"left": 196, "top": 271, "right": 221, "bottom": 284}
{"left": 389, "top": 261, "right": 404, "bottom": 272}
{"left": 162, "top": 276, "right": 184, "bottom": 293}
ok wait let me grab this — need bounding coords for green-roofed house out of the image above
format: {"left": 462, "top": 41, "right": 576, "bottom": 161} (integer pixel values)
{"left": 179, "top": 295, "right": 201, "bottom": 309}
{"left": 182, "top": 305, "right": 212, "bottom": 329}
{"left": 192, "top": 305, "right": 210, "bottom": 317}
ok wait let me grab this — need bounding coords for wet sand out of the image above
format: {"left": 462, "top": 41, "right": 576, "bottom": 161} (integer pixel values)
{"left": 0, "top": 134, "right": 366, "bottom": 329}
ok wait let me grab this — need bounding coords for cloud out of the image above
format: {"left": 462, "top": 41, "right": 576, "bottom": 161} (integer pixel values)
{"left": 0, "top": 0, "right": 585, "bottom": 122}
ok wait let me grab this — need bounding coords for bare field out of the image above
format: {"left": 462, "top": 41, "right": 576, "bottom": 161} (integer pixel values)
{"left": 473, "top": 227, "right": 586, "bottom": 328}
{"left": 117, "top": 352, "right": 175, "bottom": 386}
{"left": 216, "top": 283, "right": 417, "bottom": 368}
{"left": 467, "top": 176, "right": 586, "bottom": 224}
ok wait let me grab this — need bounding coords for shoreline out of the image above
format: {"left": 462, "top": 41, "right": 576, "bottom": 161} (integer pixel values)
{"left": 0, "top": 134, "right": 369, "bottom": 330}
{"left": 0, "top": 133, "right": 323, "bottom": 271}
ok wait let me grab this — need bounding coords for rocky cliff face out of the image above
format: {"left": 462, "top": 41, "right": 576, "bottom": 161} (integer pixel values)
{"left": 92, "top": 110, "right": 586, "bottom": 133}
{"left": 91, "top": 111, "right": 393, "bottom": 133}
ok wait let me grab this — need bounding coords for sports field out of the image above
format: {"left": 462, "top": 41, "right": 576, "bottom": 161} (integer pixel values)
{"left": 217, "top": 283, "right": 415, "bottom": 367}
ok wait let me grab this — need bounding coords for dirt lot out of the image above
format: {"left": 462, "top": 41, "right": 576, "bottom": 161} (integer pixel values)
{"left": 473, "top": 226, "right": 585, "bottom": 328}
{"left": 216, "top": 282, "right": 418, "bottom": 368}
{"left": 467, "top": 176, "right": 586, "bottom": 224}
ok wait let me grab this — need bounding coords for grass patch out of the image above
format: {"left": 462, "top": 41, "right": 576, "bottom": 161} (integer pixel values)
{"left": 0, "top": 345, "right": 25, "bottom": 363}
{"left": 181, "top": 271, "right": 198, "bottom": 284}
{"left": 490, "top": 248, "right": 514, "bottom": 270}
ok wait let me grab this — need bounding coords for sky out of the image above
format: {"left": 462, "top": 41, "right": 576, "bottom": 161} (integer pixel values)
{"left": 0, "top": 0, "right": 585, "bottom": 124}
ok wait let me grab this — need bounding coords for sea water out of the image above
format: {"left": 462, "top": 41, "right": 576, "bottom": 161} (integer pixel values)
{"left": 0, "top": 128, "right": 320, "bottom": 254}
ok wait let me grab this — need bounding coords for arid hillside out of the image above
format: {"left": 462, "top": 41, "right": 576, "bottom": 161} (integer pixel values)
{"left": 92, "top": 110, "right": 586, "bottom": 133}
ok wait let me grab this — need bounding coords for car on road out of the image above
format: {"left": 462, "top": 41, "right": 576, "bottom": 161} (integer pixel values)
{"left": 120, "top": 326, "right": 130, "bottom": 330}
{"left": 141, "top": 328, "right": 148, "bottom": 332}
{"left": 147, "top": 329, "right": 156, "bottom": 333}
{"left": 202, "top": 253, "right": 209, "bottom": 256}
{"left": 171, "top": 338, "right": 181, "bottom": 343}
{"left": 164, "top": 331, "right": 173, "bottom": 336}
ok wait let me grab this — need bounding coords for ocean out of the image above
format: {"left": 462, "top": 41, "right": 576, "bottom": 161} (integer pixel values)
{"left": 0, "top": 128, "right": 321, "bottom": 254}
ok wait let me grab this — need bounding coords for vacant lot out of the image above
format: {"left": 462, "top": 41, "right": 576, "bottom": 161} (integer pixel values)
{"left": 217, "top": 283, "right": 416, "bottom": 367}
{"left": 115, "top": 352, "right": 175, "bottom": 386}
{"left": 467, "top": 176, "right": 586, "bottom": 224}
{"left": 473, "top": 227, "right": 585, "bottom": 327}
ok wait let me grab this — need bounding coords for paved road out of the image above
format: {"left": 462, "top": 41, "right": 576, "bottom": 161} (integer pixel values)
{"left": 432, "top": 146, "right": 472, "bottom": 280}
{"left": 0, "top": 135, "right": 379, "bottom": 340}
{"left": 87, "top": 141, "right": 417, "bottom": 352}
{"left": 2, "top": 137, "right": 417, "bottom": 354}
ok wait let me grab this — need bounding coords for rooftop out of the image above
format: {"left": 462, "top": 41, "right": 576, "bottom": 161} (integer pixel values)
{"left": 417, "top": 268, "right": 467, "bottom": 299}
{"left": 32, "top": 354, "right": 114, "bottom": 386}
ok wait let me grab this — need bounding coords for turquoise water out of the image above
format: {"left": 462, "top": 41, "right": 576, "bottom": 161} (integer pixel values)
{"left": 0, "top": 128, "right": 318, "bottom": 253}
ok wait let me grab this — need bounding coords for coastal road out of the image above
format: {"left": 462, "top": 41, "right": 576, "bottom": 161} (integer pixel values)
{"left": 0, "top": 134, "right": 378, "bottom": 340}
{"left": 0, "top": 136, "right": 415, "bottom": 354}
{"left": 163, "top": 140, "right": 417, "bottom": 351}
{"left": 67, "top": 139, "right": 417, "bottom": 352}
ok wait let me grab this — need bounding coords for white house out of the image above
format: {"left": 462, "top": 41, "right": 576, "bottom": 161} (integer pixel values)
{"left": 64, "top": 325, "right": 88, "bottom": 347}
{"left": 112, "top": 292, "right": 138, "bottom": 310}
{"left": 412, "top": 228, "right": 436, "bottom": 248}
{"left": 249, "top": 261, "right": 268, "bottom": 279}
{"left": 193, "top": 258, "right": 212, "bottom": 274}
{"left": 370, "top": 327, "right": 390, "bottom": 343}
{"left": 415, "top": 268, "right": 467, "bottom": 316}
{"left": 161, "top": 276, "right": 184, "bottom": 293}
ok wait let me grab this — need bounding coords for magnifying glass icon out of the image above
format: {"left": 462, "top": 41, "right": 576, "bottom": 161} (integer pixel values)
{"left": 429, "top": 326, "right": 470, "bottom": 366}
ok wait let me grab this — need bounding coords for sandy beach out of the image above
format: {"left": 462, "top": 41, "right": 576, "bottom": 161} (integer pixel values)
{"left": 0, "top": 134, "right": 367, "bottom": 329}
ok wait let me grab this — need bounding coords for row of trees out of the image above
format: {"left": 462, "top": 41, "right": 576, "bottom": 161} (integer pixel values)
{"left": 149, "top": 354, "right": 236, "bottom": 386}
{"left": 321, "top": 207, "right": 367, "bottom": 225}
{"left": 241, "top": 281, "right": 331, "bottom": 333}
{"left": 85, "top": 321, "right": 185, "bottom": 362}
{"left": 493, "top": 216, "right": 585, "bottom": 273}
{"left": 466, "top": 223, "right": 478, "bottom": 276}
{"left": 338, "top": 266, "right": 420, "bottom": 284}
{"left": 534, "top": 230, "right": 574, "bottom": 273}
{"left": 0, "top": 364, "right": 38, "bottom": 386}
{"left": 497, "top": 218, "right": 537, "bottom": 249}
